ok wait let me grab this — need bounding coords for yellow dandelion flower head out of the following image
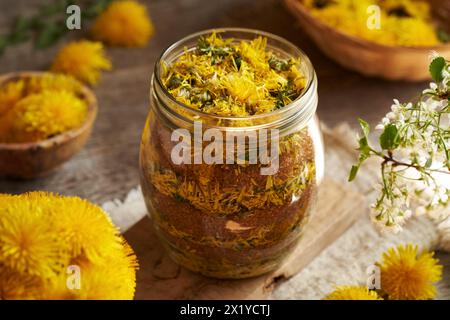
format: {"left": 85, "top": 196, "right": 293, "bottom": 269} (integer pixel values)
{"left": 304, "top": 0, "right": 441, "bottom": 46}
{"left": 51, "top": 40, "right": 111, "bottom": 85}
{"left": 27, "top": 73, "right": 82, "bottom": 95}
{"left": 91, "top": 0, "right": 154, "bottom": 47}
{"left": 66, "top": 239, "right": 138, "bottom": 300}
{"left": 383, "top": 17, "right": 440, "bottom": 47}
{"left": 378, "top": 244, "right": 443, "bottom": 300}
{"left": 0, "top": 193, "right": 71, "bottom": 279}
{"left": 0, "top": 192, "right": 138, "bottom": 300}
{"left": 324, "top": 286, "right": 383, "bottom": 300}
{"left": 238, "top": 36, "right": 269, "bottom": 72}
{"left": 0, "top": 73, "right": 82, "bottom": 119}
{"left": 221, "top": 73, "right": 264, "bottom": 106}
{"left": 50, "top": 196, "right": 123, "bottom": 264}
{"left": 0, "top": 90, "right": 87, "bottom": 143}
{"left": 0, "top": 79, "right": 25, "bottom": 117}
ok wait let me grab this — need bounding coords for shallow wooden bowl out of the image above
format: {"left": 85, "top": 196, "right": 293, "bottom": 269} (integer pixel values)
{"left": 0, "top": 72, "right": 97, "bottom": 179}
{"left": 284, "top": 0, "right": 450, "bottom": 81}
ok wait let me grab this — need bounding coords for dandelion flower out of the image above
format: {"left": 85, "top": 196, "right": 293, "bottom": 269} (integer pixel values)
{"left": 27, "top": 73, "right": 82, "bottom": 95}
{"left": 0, "top": 74, "right": 82, "bottom": 118}
{"left": 238, "top": 37, "right": 269, "bottom": 72}
{"left": 51, "top": 41, "right": 111, "bottom": 85}
{"left": 0, "top": 90, "right": 87, "bottom": 143}
{"left": 222, "top": 74, "right": 264, "bottom": 106}
{"left": 0, "top": 79, "right": 25, "bottom": 116}
{"left": 303, "top": 0, "right": 441, "bottom": 46}
{"left": 91, "top": 0, "right": 154, "bottom": 47}
{"left": 0, "top": 193, "right": 70, "bottom": 279}
{"left": 0, "top": 74, "right": 85, "bottom": 143}
{"left": 68, "top": 240, "right": 138, "bottom": 300}
{"left": 0, "top": 192, "right": 138, "bottom": 300}
{"left": 378, "top": 244, "right": 442, "bottom": 300}
{"left": 324, "top": 286, "right": 383, "bottom": 300}
{"left": 51, "top": 196, "right": 122, "bottom": 264}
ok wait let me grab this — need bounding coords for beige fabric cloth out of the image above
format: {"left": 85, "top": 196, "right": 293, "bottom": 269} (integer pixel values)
{"left": 101, "top": 123, "right": 450, "bottom": 299}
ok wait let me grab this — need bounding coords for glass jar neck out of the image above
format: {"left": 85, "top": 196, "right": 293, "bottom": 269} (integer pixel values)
{"left": 151, "top": 28, "right": 318, "bottom": 136}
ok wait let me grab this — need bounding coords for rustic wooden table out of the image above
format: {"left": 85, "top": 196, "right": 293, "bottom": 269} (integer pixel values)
{"left": 0, "top": 0, "right": 448, "bottom": 297}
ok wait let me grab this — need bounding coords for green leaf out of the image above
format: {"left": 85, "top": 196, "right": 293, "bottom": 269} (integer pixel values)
{"left": 358, "top": 118, "right": 370, "bottom": 138}
{"left": 8, "top": 30, "right": 29, "bottom": 45}
{"left": 269, "top": 56, "right": 290, "bottom": 72}
{"left": 35, "top": 22, "right": 65, "bottom": 49}
{"left": 6, "top": 16, "right": 35, "bottom": 45}
{"left": 358, "top": 136, "right": 370, "bottom": 160}
{"left": 437, "top": 30, "right": 450, "bottom": 43}
{"left": 15, "top": 17, "right": 33, "bottom": 33}
{"left": 348, "top": 165, "right": 359, "bottom": 182}
{"left": 429, "top": 57, "right": 445, "bottom": 83}
{"left": 0, "top": 36, "right": 8, "bottom": 55}
{"left": 349, "top": 118, "right": 373, "bottom": 183}
{"left": 14, "top": 15, "right": 41, "bottom": 32}
{"left": 83, "top": 0, "right": 112, "bottom": 19}
{"left": 379, "top": 124, "right": 399, "bottom": 150}
{"left": 233, "top": 53, "right": 242, "bottom": 70}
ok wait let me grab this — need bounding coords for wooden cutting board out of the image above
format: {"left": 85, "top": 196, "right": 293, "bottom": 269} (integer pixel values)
{"left": 124, "top": 178, "right": 366, "bottom": 300}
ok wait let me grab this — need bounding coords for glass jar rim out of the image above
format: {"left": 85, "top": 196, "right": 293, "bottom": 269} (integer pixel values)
{"left": 153, "top": 27, "right": 317, "bottom": 123}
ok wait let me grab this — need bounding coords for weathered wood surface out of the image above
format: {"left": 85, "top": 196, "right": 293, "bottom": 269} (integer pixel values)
{"left": 125, "top": 179, "right": 366, "bottom": 299}
{"left": 0, "top": 0, "right": 427, "bottom": 202}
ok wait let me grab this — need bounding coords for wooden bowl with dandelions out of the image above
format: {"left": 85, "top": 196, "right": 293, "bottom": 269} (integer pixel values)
{"left": 284, "top": 0, "right": 450, "bottom": 81}
{"left": 0, "top": 72, "right": 97, "bottom": 179}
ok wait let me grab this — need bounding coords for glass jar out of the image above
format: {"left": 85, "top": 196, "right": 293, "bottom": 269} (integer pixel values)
{"left": 140, "top": 28, "right": 324, "bottom": 279}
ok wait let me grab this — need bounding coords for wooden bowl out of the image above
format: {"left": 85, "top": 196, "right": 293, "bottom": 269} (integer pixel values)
{"left": 284, "top": 0, "right": 450, "bottom": 81}
{"left": 0, "top": 72, "right": 97, "bottom": 179}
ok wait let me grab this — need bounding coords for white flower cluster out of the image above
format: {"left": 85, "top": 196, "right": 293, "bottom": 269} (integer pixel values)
{"left": 371, "top": 59, "right": 450, "bottom": 232}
